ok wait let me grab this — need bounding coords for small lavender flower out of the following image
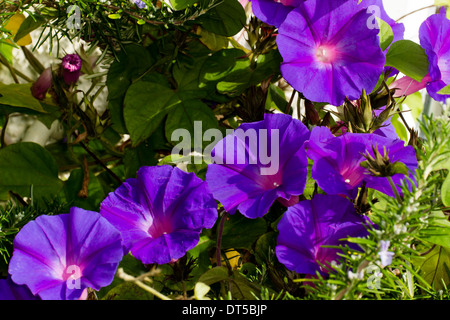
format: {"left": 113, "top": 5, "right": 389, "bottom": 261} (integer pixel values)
{"left": 132, "top": 0, "right": 147, "bottom": 9}
{"left": 378, "top": 240, "right": 395, "bottom": 266}
{"left": 61, "top": 54, "right": 82, "bottom": 85}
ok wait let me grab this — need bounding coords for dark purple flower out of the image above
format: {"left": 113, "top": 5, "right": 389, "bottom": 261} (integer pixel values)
{"left": 390, "top": 9, "right": 450, "bottom": 102}
{"left": 275, "top": 194, "right": 369, "bottom": 275}
{"left": 205, "top": 113, "right": 310, "bottom": 219}
{"left": 31, "top": 67, "right": 52, "bottom": 100}
{"left": 8, "top": 207, "right": 123, "bottom": 300}
{"left": 61, "top": 54, "right": 82, "bottom": 85}
{"left": 305, "top": 126, "right": 418, "bottom": 199}
{"left": 276, "top": 0, "right": 386, "bottom": 106}
{"left": 250, "top": 0, "right": 304, "bottom": 28}
{"left": 0, "top": 276, "right": 40, "bottom": 300}
{"left": 100, "top": 165, "right": 218, "bottom": 265}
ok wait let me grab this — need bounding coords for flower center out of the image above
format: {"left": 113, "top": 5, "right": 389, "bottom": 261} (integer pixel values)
{"left": 315, "top": 46, "right": 336, "bottom": 63}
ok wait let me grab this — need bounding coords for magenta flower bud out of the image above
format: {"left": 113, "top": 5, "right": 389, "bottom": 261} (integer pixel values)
{"left": 61, "top": 54, "right": 82, "bottom": 85}
{"left": 30, "top": 67, "right": 53, "bottom": 100}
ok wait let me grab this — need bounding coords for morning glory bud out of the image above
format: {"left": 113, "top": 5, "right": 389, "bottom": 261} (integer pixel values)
{"left": 31, "top": 67, "right": 53, "bottom": 100}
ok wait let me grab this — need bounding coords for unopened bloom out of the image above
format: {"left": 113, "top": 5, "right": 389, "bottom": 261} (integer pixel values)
{"left": 276, "top": 0, "right": 386, "bottom": 106}
{"left": 305, "top": 126, "right": 418, "bottom": 199}
{"left": 390, "top": 9, "right": 450, "bottom": 102}
{"left": 100, "top": 165, "right": 218, "bottom": 265}
{"left": 8, "top": 207, "right": 123, "bottom": 300}
{"left": 30, "top": 67, "right": 53, "bottom": 100}
{"left": 275, "top": 194, "right": 370, "bottom": 275}
{"left": 205, "top": 113, "right": 310, "bottom": 219}
{"left": 61, "top": 54, "right": 82, "bottom": 85}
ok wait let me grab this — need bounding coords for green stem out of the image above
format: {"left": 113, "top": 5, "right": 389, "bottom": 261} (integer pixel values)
{"left": 216, "top": 210, "right": 227, "bottom": 267}
{"left": 388, "top": 176, "right": 402, "bottom": 204}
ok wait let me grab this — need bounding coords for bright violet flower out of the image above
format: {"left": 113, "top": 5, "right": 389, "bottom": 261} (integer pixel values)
{"left": 390, "top": 9, "right": 450, "bottom": 102}
{"left": 275, "top": 194, "right": 370, "bottom": 275}
{"left": 100, "top": 165, "right": 218, "bottom": 265}
{"left": 61, "top": 53, "right": 82, "bottom": 85}
{"left": 0, "top": 276, "right": 40, "bottom": 300}
{"left": 277, "top": 0, "right": 386, "bottom": 106}
{"left": 8, "top": 207, "right": 123, "bottom": 300}
{"left": 305, "top": 126, "right": 418, "bottom": 199}
{"left": 250, "top": 0, "right": 303, "bottom": 28}
{"left": 205, "top": 113, "right": 310, "bottom": 219}
{"left": 31, "top": 67, "right": 53, "bottom": 100}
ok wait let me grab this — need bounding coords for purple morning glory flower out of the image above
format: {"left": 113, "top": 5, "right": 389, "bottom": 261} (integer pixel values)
{"left": 275, "top": 194, "right": 370, "bottom": 275}
{"left": 276, "top": 0, "right": 386, "bottom": 106}
{"left": 205, "top": 113, "right": 310, "bottom": 219}
{"left": 0, "top": 276, "right": 40, "bottom": 300}
{"left": 8, "top": 207, "right": 124, "bottom": 300}
{"left": 391, "top": 9, "right": 450, "bottom": 102}
{"left": 305, "top": 126, "right": 418, "bottom": 199}
{"left": 61, "top": 53, "right": 82, "bottom": 85}
{"left": 100, "top": 165, "right": 218, "bottom": 265}
{"left": 250, "top": 0, "right": 303, "bottom": 28}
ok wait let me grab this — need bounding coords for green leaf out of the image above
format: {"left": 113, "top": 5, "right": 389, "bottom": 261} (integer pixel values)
{"left": 106, "top": 44, "right": 155, "bottom": 133}
{"left": 377, "top": 18, "right": 394, "bottom": 51}
{"left": 0, "top": 41, "right": 14, "bottom": 65}
{"left": 197, "top": 0, "right": 246, "bottom": 37}
{"left": 170, "top": 0, "right": 198, "bottom": 10}
{"left": 196, "top": 27, "right": 229, "bottom": 51}
{"left": 14, "top": 14, "right": 46, "bottom": 43}
{"left": 402, "top": 91, "right": 423, "bottom": 122}
{"left": 0, "top": 142, "right": 63, "bottom": 200}
{"left": 108, "top": 13, "right": 122, "bottom": 19}
{"left": 437, "top": 84, "right": 450, "bottom": 95}
{"left": 442, "top": 171, "right": 450, "bottom": 207}
{"left": 123, "top": 77, "right": 180, "bottom": 145}
{"left": 385, "top": 40, "right": 429, "bottom": 82}
{"left": 221, "top": 214, "right": 268, "bottom": 250}
{"left": 0, "top": 83, "right": 46, "bottom": 113}
{"left": 197, "top": 266, "right": 229, "bottom": 286}
{"left": 390, "top": 113, "right": 409, "bottom": 142}
{"left": 165, "top": 100, "right": 218, "bottom": 148}
{"left": 417, "top": 245, "right": 450, "bottom": 291}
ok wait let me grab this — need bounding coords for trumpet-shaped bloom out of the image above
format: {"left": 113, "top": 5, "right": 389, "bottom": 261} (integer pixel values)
{"left": 206, "top": 113, "right": 310, "bottom": 219}
{"left": 275, "top": 194, "right": 369, "bottom": 275}
{"left": 250, "top": 0, "right": 303, "bottom": 27}
{"left": 100, "top": 165, "right": 218, "bottom": 265}
{"left": 61, "top": 54, "right": 82, "bottom": 85}
{"left": 305, "top": 126, "right": 418, "bottom": 198}
{"left": 391, "top": 9, "right": 450, "bottom": 102}
{"left": 277, "top": 0, "right": 386, "bottom": 106}
{"left": 8, "top": 207, "right": 123, "bottom": 300}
